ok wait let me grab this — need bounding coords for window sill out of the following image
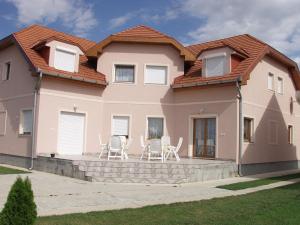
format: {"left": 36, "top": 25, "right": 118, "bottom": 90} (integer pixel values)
{"left": 19, "top": 133, "right": 32, "bottom": 137}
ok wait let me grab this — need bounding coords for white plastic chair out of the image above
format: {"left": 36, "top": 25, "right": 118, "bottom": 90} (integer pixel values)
{"left": 107, "top": 136, "right": 126, "bottom": 160}
{"left": 98, "top": 135, "right": 108, "bottom": 159}
{"left": 124, "top": 138, "right": 132, "bottom": 160}
{"left": 165, "top": 137, "right": 183, "bottom": 161}
{"left": 140, "top": 136, "right": 148, "bottom": 160}
{"left": 148, "top": 139, "right": 164, "bottom": 162}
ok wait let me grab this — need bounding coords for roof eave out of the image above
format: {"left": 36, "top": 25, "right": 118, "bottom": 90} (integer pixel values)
{"left": 39, "top": 69, "right": 107, "bottom": 86}
{"left": 172, "top": 77, "right": 239, "bottom": 89}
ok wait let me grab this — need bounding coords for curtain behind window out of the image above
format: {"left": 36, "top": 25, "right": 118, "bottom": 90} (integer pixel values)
{"left": 115, "top": 65, "right": 134, "bottom": 82}
{"left": 148, "top": 118, "right": 164, "bottom": 139}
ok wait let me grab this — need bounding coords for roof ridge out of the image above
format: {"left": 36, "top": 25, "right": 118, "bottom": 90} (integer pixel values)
{"left": 113, "top": 24, "right": 167, "bottom": 37}
{"left": 187, "top": 34, "right": 251, "bottom": 48}
{"left": 15, "top": 24, "right": 96, "bottom": 45}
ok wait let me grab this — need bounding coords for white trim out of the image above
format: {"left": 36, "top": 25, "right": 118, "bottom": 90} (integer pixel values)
{"left": 0, "top": 93, "right": 34, "bottom": 102}
{"left": 19, "top": 108, "right": 33, "bottom": 136}
{"left": 56, "top": 46, "right": 77, "bottom": 54}
{"left": 112, "top": 62, "right": 138, "bottom": 85}
{"left": 188, "top": 114, "right": 218, "bottom": 158}
{"left": 144, "top": 63, "right": 169, "bottom": 86}
{"left": 111, "top": 114, "right": 132, "bottom": 138}
{"left": 145, "top": 115, "right": 166, "bottom": 140}
{"left": 268, "top": 120, "right": 278, "bottom": 145}
{"left": 200, "top": 52, "right": 227, "bottom": 59}
{"left": 243, "top": 101, "right": 300, "bottom": 117}
{"left": 57, "top": 109, "right": 87, "bottom": 155}
{"left": 39, "top": 91, "right": 237, "bottom": 106}
{"left": 0, "top": 110, "right": 7, "bottom": 136}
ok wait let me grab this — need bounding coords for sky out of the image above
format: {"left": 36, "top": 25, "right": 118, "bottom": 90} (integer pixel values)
{"left": 1, "top": 0, "right": 300, "bottom": 64}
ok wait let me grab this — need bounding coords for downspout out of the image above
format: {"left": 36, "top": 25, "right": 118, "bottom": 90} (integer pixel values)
{"left": 236, "top": 78, "right": 243, "bottom": 176}
{"left": 29, "top": 69, "right": 43, "bottom": 170}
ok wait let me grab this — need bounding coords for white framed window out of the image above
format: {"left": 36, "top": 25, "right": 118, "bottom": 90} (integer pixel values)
{"left": 19, "top": 109, "right": 33, "bottom": 135}
{"left": 277, "top": 77, "right": 283, "bottom": 94}
{"left": 268, "top": 73, "right": 274, "bottom": 91}
{"left": 268, "top": 120, "right": 278, "bottom": 144}
{"left": 54, "top": 47, "right": 76, "bottom": 72}
{"left": 288, "top": 125, "right": 293, "bottom": 144}
{"left": 205, "top": 56, "right": 226, "bottom": 77}
{"left": 244, "top": 117, "right": 254, "bottom": 143}
{"left": 0, "top": 111, "right": 7, "bottom": 135}
{"left": 1, "top": 61, "right": 11, "bottom": 81}
{"left": 144, "top": 65, "right": 167, "bottom": 85}
{"left": 147, "top": 117, "right": 164, "bottom": 139}
{"left": 112, "top": 115, "right": 130, "bottom": 138}
{"left": 114, "top": 64, "right": 135, "bottom": 83}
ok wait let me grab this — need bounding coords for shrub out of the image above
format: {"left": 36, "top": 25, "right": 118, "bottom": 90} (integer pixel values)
{"left": 0, "top": 177, "right": 37, "bottom": 225}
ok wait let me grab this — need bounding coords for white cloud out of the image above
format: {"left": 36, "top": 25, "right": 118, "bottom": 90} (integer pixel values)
{"left": 109, "top": 13, "right": 134, "bottom": 29}
{"left": 6, "top": 0, "right": 97, "bottom": 37}
{"left": 162, "top": 0, "right": 300, "bottom": 58}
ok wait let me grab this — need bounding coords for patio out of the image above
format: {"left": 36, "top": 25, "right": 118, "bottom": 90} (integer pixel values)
{"left": 35, "top": 154, "right": 238, "bottom": 184}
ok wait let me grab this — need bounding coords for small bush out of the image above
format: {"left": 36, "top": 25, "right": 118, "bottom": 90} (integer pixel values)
{"left": 0, "top": 177, "right": 37, "bottom": 225}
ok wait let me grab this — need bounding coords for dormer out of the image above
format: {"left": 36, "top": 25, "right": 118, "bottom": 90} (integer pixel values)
{"left": 33, "top": 37, "right": 84, "bottom": 73}
{"left": 46, "top": 40, "right": 83, "bottom": 72}
{"left": 199, "top": 47, "right": 233, "bottom": 77}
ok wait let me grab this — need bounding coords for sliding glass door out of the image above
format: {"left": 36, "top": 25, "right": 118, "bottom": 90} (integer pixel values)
{"left": 193, "top": 118, "right": 216, "bottom": 158}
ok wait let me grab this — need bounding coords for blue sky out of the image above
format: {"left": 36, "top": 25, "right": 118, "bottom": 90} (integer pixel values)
{"left": 1, "top": 0, "right": 300, "bottom": 64}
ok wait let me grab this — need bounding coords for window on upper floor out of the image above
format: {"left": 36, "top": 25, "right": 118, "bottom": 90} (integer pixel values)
{"left": 144, "top": 65, "right": 167, "bottom": 85}
{"left": 277, "top": 77, "right": 283, "bottom": 94}
{"left": 114, "top": 65, "right": 135, "bottom": 83}
{"left": 1, "top": 62, "right": 11, "bottom": 81}
{"left": 19, "top": 109, "right": 33, "bottom": 135}
{"left": 268, "top": 72, "right": 274, "bottom": 91}
{"left": 54, "top": 47, "right": 76, "bottom": 72}
{"left": 204, "top": 56, "right": 226, "bottom": 77}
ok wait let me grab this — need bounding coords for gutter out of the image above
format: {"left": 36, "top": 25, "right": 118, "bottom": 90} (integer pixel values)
{"left": 29, "top": 69, "right": 43, "bottom": 170}
{"left": 41, "top": 70, "right": 107, "bottom": 86}
{"left": 236, "top": 78, "right": 243, "bottom": 176}
{"left": 172, "top": 78, "right": 238, "bottom": 89}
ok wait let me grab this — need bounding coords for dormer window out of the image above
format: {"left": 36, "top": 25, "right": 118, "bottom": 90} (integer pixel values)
{"left": 54, "top": 46, "right": 76, "bottom": 72}
{"left": 204, "top": 55, "right": 226, "bottom": 77}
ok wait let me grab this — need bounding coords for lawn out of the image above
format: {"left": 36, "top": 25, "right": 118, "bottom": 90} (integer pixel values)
{"left": 217, "top": 172, "right": 300, "bottom": 190}
{"left": 0, "top": 165, "right": 29, "bottom": 174}
{"left": 37, "top": 182, "right": 300, "bottom": 225}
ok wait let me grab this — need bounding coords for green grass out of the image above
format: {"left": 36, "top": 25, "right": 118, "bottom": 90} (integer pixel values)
{"left": 0, "top": 165, "right": 29, "bottom": 174}
{"left": 37, "top": 182, "right": 300, "bottom": 225}
{"left": 217, "top": 172, "right": 300, "bottom": 190}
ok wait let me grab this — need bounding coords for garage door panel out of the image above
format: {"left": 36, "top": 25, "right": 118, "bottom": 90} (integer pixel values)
{"left": 58, "top": 112, "right": 85, "bottom": 155}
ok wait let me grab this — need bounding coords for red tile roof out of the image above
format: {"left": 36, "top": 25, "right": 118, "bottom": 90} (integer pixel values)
{"left": 173, "top": 34, "right": 300, "bottom": 89}
{"left": 12, "top": 25, "right": 107, "bottom": 85}
{"left": 86, "top": 25, "right": 196, "bottom": 61}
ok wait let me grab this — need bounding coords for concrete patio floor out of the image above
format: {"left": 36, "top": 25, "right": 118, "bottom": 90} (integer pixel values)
{"left": 0, "top": 164, "right": 300, "bottom": 216}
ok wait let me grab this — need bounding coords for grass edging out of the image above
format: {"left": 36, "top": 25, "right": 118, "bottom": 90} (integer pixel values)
{"left": 217, "top": 172, "right": 300, "bottom": 190}
{"left": 0, "top": 165, "right": 30, "bottom": 175}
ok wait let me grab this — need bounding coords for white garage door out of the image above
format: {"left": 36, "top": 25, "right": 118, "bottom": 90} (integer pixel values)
{"left": 58, "top": 112, "right": 85, "bottom": 155}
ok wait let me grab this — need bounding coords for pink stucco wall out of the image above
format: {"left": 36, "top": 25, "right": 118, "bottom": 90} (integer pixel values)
{"left": 0, "top": 45, "right": 36, "bottom": 157}
{"left": 241, "top": 56, "right": 300, "bottom": 164}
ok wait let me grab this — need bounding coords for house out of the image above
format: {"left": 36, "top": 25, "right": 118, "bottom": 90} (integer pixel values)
{"left": 0, "top": 24, "right": 299, "bottom": 176}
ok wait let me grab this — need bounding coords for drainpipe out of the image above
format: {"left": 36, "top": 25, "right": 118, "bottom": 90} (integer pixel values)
{"left": 236, "top": 78, "right": 243, "bottom": 176}
{"left": 29, "top": 69, "right": 43, "bottom": 170}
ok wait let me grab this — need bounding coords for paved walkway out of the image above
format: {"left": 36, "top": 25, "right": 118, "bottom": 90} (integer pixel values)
{"left": 0, "top": 165, "right": 299, "bottom": 216}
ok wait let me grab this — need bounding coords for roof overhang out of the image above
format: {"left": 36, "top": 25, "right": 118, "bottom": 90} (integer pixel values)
{"left": 86, "top": 35, "right": 196, "bottom": 61}
{"left": 172, "top": 77, "right": 239, "bottom": 89}
{"left": 37, "top": 68, "right": 107, "bottom": 86}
